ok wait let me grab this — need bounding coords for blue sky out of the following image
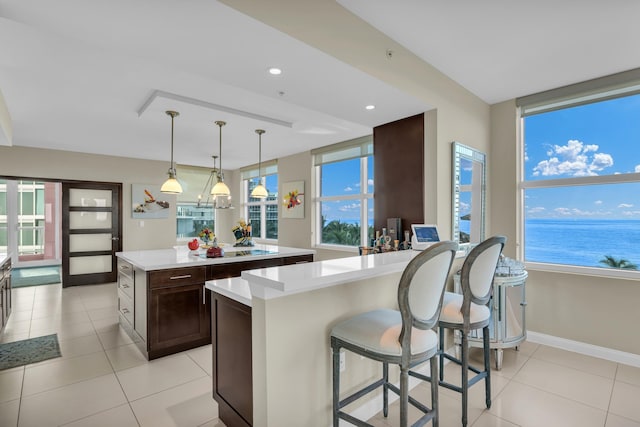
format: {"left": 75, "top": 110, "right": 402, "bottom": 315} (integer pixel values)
{"left": 524, "top": 93, "right": 640, "bottom": 220}
{"left": 320, "top": 157, "right": 374, "bottom": 223}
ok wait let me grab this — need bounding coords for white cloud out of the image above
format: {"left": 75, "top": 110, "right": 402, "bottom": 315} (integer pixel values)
{"left": 532, "top": 139, "right": 613, "bottom": 177}
{"left": 338, "top": 202, "right": 361, "bottom": 212}
{"left": 594, "top": 200, "right": 603, "bottom": 205}
{"left": 635, "top": 165, "right": 640, "bottom": 173}
{"left": 367, "top": 178, "right": 374, "bottom": 186}
{"left": 343, "top": 186, "right": 353, "bottom": 192}
{"left": 528, "top": 207, "right": 546, "bottom": 213}
{"left": 618, "top": 203, "right": 633, "bottom": 208}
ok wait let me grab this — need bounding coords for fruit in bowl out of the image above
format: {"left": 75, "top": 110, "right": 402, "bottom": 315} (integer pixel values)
{"left": 187, "top": 239, "right": 199, "bottom": 250}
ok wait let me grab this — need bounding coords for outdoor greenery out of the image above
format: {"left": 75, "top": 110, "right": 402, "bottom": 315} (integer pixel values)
{"left": 321, "top": 217, "right": 374, "bottom": 246}
{"left": 599, "top": 255, "right": 638, "bottom": 270}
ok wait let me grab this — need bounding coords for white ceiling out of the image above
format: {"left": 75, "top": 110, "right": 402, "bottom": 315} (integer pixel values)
{"left": 2, "top": 0, "right": 639, "bottom": 169}
{"left": 338, "top": 0, "right": 640, "bottom": 105}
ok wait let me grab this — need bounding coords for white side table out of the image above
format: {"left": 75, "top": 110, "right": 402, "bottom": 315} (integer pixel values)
{"left": 454, "top": 270, "right": 527, "bottom": 370}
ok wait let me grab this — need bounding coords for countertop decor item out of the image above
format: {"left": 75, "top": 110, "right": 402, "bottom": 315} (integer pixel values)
{"left": 199, "top": 227, "right": 215, "bottom": 247}
{"left": 232, "top": 218, "right": 254, "bottom": 247}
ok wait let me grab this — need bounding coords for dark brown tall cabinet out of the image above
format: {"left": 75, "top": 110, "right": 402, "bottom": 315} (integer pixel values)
{"left": 373, "top": 113, "right": 425, "bottom": 233}
{"left": 0, "top": 258, "right": 11, "bottom": 332}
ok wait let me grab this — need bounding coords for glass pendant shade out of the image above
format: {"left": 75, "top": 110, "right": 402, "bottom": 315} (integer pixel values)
{"left": 250, "top": 183, "right": 268, "bottom": 198}
{"left": 161, "top": 173, "right": 183, "bottom": 194}
{"left": 211, "top": 180, "right": 231, "bottom": 197}
{"left": 161, "top": 110, "right": 183, "bottom": 194}
{"left": 250, "top": 129, "right": 268, "bottom": 199}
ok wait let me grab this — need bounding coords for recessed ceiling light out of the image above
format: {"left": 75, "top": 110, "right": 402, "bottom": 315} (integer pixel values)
{"left": 269, "top": 67, "right": 282, "bottom": 75}
{"left": 365, "top": 105, "right": 375, "bottom": 110}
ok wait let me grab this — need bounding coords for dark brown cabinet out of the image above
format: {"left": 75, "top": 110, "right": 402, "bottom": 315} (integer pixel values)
{"left": 118, "top": 253, "right": 314, "bottom": 361}
{"left": 210, "top": 253, "right": 313, "bottom": 427}
{"left": 149, "top": 282, "right": 210, "bottom": 358}
{"left": 212, "top": 293, "right": 253, "bottom": 427}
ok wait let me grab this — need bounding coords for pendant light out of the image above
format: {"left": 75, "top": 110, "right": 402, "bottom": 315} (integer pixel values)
{"left": 210, "top": 121, "right": 231, "bottom": 197}
{"left": 250, "top": 129, "right": 268, "bottom": 199}
{"left": 161, "top": 110, "right": 183, "bottom": 194}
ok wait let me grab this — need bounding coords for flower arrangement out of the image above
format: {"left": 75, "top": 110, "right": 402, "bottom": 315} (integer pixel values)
{"left": 199, "top": 227, "right": 215, "bottom": 243}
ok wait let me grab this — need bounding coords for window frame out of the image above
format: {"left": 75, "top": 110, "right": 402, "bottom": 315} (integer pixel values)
{"left": 314, "top": 153, "right": 374, "bottom": 251}
{"left": 518, "top": 75, "right": 640, "bottom": 278}
{"left": 243, "top": 172, "right": 279, "bottom": 242}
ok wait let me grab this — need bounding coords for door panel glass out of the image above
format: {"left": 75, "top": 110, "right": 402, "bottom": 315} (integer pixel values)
{"left": 69, "top": 255, "right": 112, "bottom": 275}
{"left": 70, "top": 234, "right": 112, "bottom": 252}
{"left": 70, "top": 212, "right": 112, "bottom": 229}
{"left": 69, "top": 189, "right": 112, "bottom": 207}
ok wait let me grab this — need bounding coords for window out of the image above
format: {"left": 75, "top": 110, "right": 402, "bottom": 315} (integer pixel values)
{"left": 313, "top": 136, "right": 374, "bottom": 248}
{"left": 519, "top": 73, "right": 640, "bottom": 274}
{"left": 175, "top": 165, "right": 216, "bottom": 239}
{"left": 176, "top": 204, "right": 215, "bottom": 239}
{"left": 242, "top": 163, "right": 278, "bottom": 240}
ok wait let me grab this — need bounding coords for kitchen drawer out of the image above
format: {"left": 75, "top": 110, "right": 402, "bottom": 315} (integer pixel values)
{"left": 118, "top": 289, "right": 134, "bottom": 326}
{"left": 149, "top": 267, "right": 206, "bottom": 289}
{"left": 117, "top": 259, "right": 134, "bottom": 281}
{"left": 118, "top": 272, "right": 134, "bottom": 299}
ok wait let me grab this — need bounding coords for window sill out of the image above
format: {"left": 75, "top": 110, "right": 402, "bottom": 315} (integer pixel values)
{"left": 525, "top": 261, "right": 640, "bottom": 280}
{"left": 314, "top": 243, "right": 360, "bottom": 254}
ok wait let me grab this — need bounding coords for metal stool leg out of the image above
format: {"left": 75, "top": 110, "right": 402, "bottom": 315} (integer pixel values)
{"left": 400, "top": 366, "right": 409, "bottom": 427}
{"left": 430, "top": 356, "right": 439, "bottom": 427}
{"left": 483, "top": 326, "right": 492, "bottom": 409}
{"left": 383, "top": 362, "right": 389, "bottom": 417}
{"left": 439, "top": 326, "right": 445, "bottom": 382}
{"left": 461, "top": 330, "right": 469, "bottom": 427}
{"left": 332, "top": 345, "right": 340, "bottom": 427}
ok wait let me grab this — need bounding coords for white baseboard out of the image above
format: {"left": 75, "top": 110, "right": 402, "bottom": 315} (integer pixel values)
{"left": 527, "top": 331, "right": 640, "bottom": 368}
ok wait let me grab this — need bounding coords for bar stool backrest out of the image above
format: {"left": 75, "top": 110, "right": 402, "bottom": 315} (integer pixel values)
{"left": 398, "top": 241, "right": 458, "bottom": 356}
{"left": 461, "top": 235, "right": 507, "bottom": 308}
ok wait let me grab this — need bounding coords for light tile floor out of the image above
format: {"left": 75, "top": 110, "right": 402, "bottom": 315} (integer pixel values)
{"left": 0, "top": 283, "right": 225, "bottom": 427}
{"left": 2, "top": 282, "right": 640, "bottom": 427}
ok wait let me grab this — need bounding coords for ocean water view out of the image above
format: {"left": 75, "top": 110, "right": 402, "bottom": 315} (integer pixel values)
{"left": 525, "top": 219, "right": 640, "bottom": 268}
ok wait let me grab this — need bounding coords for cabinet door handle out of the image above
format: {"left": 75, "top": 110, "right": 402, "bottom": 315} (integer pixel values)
{"left": 202, "top": 286, "right": 206, "bottom": 305}
{"left": 121, "top": 283, "right": 130, "bottom": 288}
{"left": 122, "top": 308, "right": 130, "bottom": 314}
{"left": 170, "top": 274, "right": 191, "bottom": 280}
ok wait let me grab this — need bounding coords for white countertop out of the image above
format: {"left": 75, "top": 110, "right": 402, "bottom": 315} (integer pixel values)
{"left": 240, "top": 249, "right": 467, "bottom": 300}
{"left": 116, "top": 244, "right": 315, "bottom": 271}
{"left": 205, "top": 277, "right": 252, "bottom": 307}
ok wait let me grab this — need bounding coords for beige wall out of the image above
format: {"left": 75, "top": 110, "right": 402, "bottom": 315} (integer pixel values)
{"left": 0, "top": 88, "right": 12, "bottom": 146}
{"left": 0, "top": 145, "right": 179, "bottom": 251}
{"left": 490, "top": 100, "right": 640, "bottom": 355}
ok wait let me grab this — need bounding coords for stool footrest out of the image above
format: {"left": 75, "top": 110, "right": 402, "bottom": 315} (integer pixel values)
{"left": 339, "top": 378, "right": 385, "bottom": 409}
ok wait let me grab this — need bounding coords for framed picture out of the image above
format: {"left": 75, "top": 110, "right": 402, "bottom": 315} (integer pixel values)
{"left": 282, "top": 180, "right": 304, "bottom": 219}
{"left": 132, "top": 184, "right": 170, "bottom": 219}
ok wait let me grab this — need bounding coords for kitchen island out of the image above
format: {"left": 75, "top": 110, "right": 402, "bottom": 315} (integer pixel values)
{"left": 116, "top": 244, "right": 314, "bottom": 360}
{"left": 206, "top": 250, "right": 465, "bottom": 427}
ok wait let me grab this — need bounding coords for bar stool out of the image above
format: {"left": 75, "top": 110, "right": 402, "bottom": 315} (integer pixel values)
{"left": 436, "top": 235, "right": 506, "bottom": 427}
{"left": 331, "top": 241, "right": 458, "bottom": 427}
